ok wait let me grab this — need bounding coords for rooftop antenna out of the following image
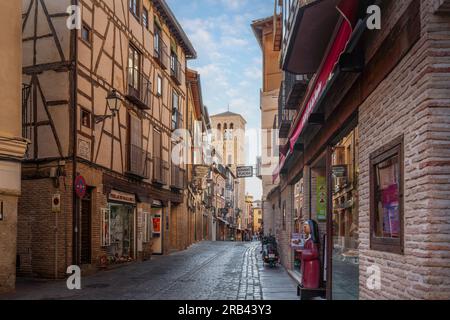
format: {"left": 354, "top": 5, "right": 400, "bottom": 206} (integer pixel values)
{"left": 227, "top": 104, "right": 230, "bottom": 112}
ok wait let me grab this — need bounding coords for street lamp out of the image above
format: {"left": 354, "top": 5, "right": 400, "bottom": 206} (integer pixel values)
{"left": 95, "top": 89, "right": 123, "bottom": 123}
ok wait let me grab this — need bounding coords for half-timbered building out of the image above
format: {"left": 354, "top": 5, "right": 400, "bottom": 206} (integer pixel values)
{"left": 18, "top": 0, "right": 196, "bottom": 278}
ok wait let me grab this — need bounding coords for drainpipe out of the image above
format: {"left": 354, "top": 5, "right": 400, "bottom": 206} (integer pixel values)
{"left": 70, "top": 0, "right": 79, "bottom": 267}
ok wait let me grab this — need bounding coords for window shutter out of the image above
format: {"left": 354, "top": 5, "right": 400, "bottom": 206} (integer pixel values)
{"left": 130, "top": 113, "right": 142, "bottom": 147}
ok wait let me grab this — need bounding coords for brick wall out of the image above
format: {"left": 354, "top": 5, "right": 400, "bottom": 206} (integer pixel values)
{"left": 18, "top": 162, "right": 74, "bottom": 279}
{"left": 358, "top": 0, "right": 450, "bottom": 300}
{"left": 0, "top": 193, "right": 18, "bottom": 293}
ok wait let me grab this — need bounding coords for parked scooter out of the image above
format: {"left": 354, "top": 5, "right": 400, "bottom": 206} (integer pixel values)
{"left": 261, "top": 235, "right": 279, "bottom": 267}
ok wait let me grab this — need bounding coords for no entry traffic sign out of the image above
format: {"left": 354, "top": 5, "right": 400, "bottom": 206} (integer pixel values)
{"left": 74, "top": 175, "right": 87, "bottom": 199}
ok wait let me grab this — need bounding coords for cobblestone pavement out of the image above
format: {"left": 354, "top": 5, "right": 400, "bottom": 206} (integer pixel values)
{"left": 0, "top": 241, "right": 298, "bottom": 300}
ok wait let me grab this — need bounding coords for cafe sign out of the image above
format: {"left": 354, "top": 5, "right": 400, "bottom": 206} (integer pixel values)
{"left": 109, "top": 190, "right": 136, "bottom": 204}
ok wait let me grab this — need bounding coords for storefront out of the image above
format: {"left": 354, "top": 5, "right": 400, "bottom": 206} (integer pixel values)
{"left": 150, "top": 200, "right": 164, "bottom": 255}
{"left": 105, "top": 190, "right": 137, "bottom": 262}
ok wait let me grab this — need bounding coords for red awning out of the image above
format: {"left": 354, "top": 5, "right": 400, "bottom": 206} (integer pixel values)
{"left": 274, "top": 0, "right": 359, "bottom": 180}
{"left": 289, "top": 0, "right": 359, "bottom": 152}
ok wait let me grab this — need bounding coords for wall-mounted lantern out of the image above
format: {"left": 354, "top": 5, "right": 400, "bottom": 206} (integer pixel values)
{"left": 94, "top": 89, "right": 123, "bottom": 124}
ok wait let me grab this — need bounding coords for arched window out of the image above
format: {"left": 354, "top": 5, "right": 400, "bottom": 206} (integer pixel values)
{"left": 230, "top": 123, "right": 234, "bottom": 130}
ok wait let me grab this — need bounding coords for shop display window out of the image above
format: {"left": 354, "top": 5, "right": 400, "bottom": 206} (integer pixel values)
{"left": 370, "top": 136, "right": 404, "bottom": 254}
{"left": 331, "top": 127, "right": 359, "bottom": 300}
{"left": 101, "top": 208, "right": 111, "bottom": 247}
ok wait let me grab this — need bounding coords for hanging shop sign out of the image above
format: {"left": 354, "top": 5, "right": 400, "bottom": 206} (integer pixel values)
{"left": 316, "top": 176, "right": 327, "bottom": 221}
{"left": 108, "top": 190, "right": 136, "bottom": 204}
{"left": 236, "top": 166, "right": 253, "bottom": 178}
{"left": 152, "top": 200, "right": 163, "bottom": 207}
{"left": 74, "top": 175, "right": 87, "bottom": 199}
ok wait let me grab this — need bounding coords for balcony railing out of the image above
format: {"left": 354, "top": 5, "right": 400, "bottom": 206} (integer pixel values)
{"left": 278, "top": 81, "right": 295, "bottom": 138}
{"left": 154, "top": 36, "right": 169, "bottom": 69}
{"left": 22, "top": 84, "right": 32, "bottom": 159}
{"left": 126, "top": 67, "right": 152, "bottom": 110}
{"left": 170, "top": 55, "right": 184, "bottom": 85}
{"left": 284, "top": 72, "right": 310, "bottom": 109}
{"left": 152, "top": 156, "right": 168, "bottom": 185}
{"left": 171, "top": 165, "right": 185, "bottom": 190}
{"left": 126, "top": 144, "right": 151, "bottom": 179}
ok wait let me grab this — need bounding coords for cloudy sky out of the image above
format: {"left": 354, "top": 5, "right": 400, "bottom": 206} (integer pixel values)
{"left": 167, "top": 0, "right": 274, "bottom": 200}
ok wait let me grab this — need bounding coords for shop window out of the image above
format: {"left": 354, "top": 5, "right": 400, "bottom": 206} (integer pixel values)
{"left": 101, "top": 208, "right": 111, "bottom": 247}
{"left": 331, "top": 127, "right": 359, "bottom": 300}
{"left": 370, "top": 135, "right": 404, "bottom": 254}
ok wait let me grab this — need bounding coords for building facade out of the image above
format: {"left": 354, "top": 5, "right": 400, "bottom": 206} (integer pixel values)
{"left": 210, "top": 111, "right": 247, "bottom": 220}
{"left": 251, "top": 16, "right": 283, "bottom": 237}
{"left": 0, "top": 1, "right": 29, "bottom": 293}
{"left": 266, "top": 0, "right": 450, "bottom": 300}
{"left": 18, "top": 0, "right": 197, "bottom": 279}
{"left": 252, "top": 201, "right": 262, "bottom": 236}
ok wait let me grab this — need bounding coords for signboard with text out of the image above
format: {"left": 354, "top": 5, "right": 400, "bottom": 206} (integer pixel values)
{"left": 236, "top": 166, "right": 253, "bottom": 178}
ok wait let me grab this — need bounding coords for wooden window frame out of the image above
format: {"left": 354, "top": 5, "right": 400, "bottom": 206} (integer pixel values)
{"left": 128, "top": 43, "right": 142, "bottom": 93}
{"left": 80, "top": 107, "right": 92, "bottom": 129}
{"left": 142, "top": 7, "right": 149, "bottom": 30}
{"left": 129, "top": 0, "right": 140, "bottom": 22}
{"left": 81, "top": 23, "right": 92, "bottom": 46}
{"left": 369, "top": 135, "right": 405, "bottom": 255}
{"left": 156, "top": 75, "right": 163, "bottom": 97}
{"left": 172, "top": 90, "right": 180, "bottom": 130}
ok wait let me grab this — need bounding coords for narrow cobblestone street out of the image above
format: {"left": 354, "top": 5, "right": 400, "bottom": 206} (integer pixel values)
{"left": 0, "top": 242, "right": 298, "bottom": 300}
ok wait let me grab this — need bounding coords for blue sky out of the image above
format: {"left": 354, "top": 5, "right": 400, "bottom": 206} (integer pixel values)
{"left": 167, "top": 0, "right": 274, "bottom": 200}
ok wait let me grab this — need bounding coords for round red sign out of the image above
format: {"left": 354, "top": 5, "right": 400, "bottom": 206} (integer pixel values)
{"left": 74, "top": 175, "right": 87, "bottom": 199}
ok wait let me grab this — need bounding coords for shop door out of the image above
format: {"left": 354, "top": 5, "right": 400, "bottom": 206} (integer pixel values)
{"left": 80, "top": 191, "right": 92, "bottom": 264}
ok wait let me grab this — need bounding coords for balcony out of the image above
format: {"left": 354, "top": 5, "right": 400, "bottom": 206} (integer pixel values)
{"left": 170, "top": 55, "right": 184, "bottom": 85}
{"left": 126, "top": 144, "right": 151, "bottom": 179}
{"left": 281, "top": 0, "right": 341, "bottom": 74}
{"left": 126, "top": 67, "right": 152, "bottom": 110}
{"left": 171, "top": 165, "right": 185, "bottom": 190}
{"left": 22, "top": 84, "right": 32, "bottom": 159}
{"left": 284, "top": 72, "right": 310, "bottom": 109}
{"left": 152, "top": 156, "right": 168, "bottom": 185}
{"left": 278, "top": 83, "right": 296, "bottom": 138}
{"left": 154, "top": 36, "right": 169, "bottom": 69}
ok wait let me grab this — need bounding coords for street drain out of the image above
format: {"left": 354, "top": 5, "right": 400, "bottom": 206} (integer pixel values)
{"left": 85, "top": 283, "right": 110, "bottom": 289}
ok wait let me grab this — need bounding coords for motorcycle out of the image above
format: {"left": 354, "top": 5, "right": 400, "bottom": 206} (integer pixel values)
{"left": 261, "top": 235, "right": 280, "bottom": 267}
